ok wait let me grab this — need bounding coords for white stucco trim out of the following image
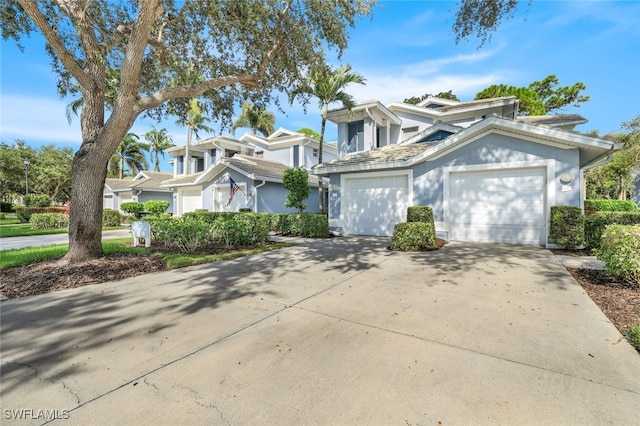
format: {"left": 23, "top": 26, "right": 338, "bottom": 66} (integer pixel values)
{"left": 442, "top": 160, "right": 555, "bottom": 244}
{"left": 339, "top": 169, "right": 413, "bottom": 236}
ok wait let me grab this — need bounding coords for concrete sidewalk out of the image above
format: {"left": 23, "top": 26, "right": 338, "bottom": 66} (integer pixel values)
{"left": 0, "top": 229, "right": 132, "bottom": 251}
{"left": 1, "top": 238, "right": 638, "bottom": 425}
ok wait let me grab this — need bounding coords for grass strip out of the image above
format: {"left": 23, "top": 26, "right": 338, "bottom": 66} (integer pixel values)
{"left": 1, "top": 239, "right": 297, "bottom": 270}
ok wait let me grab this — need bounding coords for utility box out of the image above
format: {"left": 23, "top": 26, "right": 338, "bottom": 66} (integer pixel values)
{"left": 131, "top": 221, "right": 151, "bottom": 248}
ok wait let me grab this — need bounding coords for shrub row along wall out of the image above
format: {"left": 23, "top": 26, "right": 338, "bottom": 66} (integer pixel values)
{"left": 585, "top": 211, "right": 640, "bottom": 250}
{"left": 30, "top": 213, "right": 69, "bottom": 230}
{"left": 584, "top": 199, "right": 638, "bottom": 216}
{"left": 148, "top": 212, "right": 329, "bottom": 253}
{"left": 549, "top": 206, "right": 585, "bottom": 250}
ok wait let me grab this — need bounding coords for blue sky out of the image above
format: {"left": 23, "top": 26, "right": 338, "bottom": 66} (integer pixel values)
{"left": 1, "top": 1, "right": 639, "bottom": 173}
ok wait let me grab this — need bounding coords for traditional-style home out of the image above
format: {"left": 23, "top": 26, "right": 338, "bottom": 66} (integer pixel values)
{"left": 103, "top": 171, "right": 173, "bottom": 213}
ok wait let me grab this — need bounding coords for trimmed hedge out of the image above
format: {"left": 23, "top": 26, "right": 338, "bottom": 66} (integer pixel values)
{"left": 549, "top": 206, "right": 585, "bottom": 250}
{"left": 585, "top": 211, "right": 640, "bottom": 249}
{"left": 144, "top": 200, "right": 170, "bottom": 215}
{"left": 103, "top": 208, "right": 123, "bottom": 227}
{"left": 23, "top": 194, "right": 52, "bottom": 208}
{"left": 390, "top": 222, "right": 436, "bottom": 251}
{"left": 149, "top": 212, "right": 273, "bottom": 253}
{"left": 30, "top": 213, "right": 69, "bottom": 229}
{"left": 269, "top": 213, "right": 329, "bottom": 237}
{"left": 120, "top": 202, "right": 145, "bottom": 218}
{"left": 597, "top": 225, "right": 640, "bottom": 282}
{"left": 584, "top": 199, "right": 638, "bottom": 216}
{"left": 407, "top": 206, "right": 434, "bottom": 223}
{"left": 16, "top": 207, "right": 66, "bottom": 223}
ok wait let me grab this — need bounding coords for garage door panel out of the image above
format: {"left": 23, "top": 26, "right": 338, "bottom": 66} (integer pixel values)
{"left": 346, "top": 175, "right": 408, "bottom": 236}
{"left": 449, "top": 168, "right": 546, "bottom": 245}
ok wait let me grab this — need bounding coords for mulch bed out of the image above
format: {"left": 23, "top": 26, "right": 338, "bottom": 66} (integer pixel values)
{"left": 567, "top": 268, "right": 639, "bottom": 335}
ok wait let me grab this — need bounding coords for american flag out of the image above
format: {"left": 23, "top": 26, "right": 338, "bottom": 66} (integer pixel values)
{"left": 227, "top": 177, "right": 243, "bottom": 206}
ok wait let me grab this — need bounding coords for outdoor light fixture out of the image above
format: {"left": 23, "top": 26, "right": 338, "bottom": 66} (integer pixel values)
{"left": 23, "top": 158, "right": 30, "bottom": 195}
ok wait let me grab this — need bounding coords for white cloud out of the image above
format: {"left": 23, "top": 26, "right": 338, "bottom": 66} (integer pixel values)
{"left": 0, "top": 94, "right": 82, "bottom": 145}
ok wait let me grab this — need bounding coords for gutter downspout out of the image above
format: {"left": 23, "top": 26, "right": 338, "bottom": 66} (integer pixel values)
{"left": 579, "top": 142, "right": 623, "bottom": 211}
{"left": 254, "top": 180, "right": 266, "bottom": 212}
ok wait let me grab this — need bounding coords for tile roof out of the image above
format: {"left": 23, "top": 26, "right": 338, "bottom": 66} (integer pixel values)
{"left": 318, "top": 144, "right": 430, "bottom": 169}
{"left": 105, "top": 178, "right": 133, "bottom": 191}
{"left": 516, "top": 114, "right": 587, "bottom": 127}
{"left": 161, "top": 172, "right": 205, "bottom": 186}
{"left": 226, "top": 155, "right": 320, "bottom": 185}
{"left": 129, "top": 171, "right": 173, "bottom": 190}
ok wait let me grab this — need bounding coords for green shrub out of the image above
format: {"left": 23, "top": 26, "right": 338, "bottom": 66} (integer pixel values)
{"left": 120, "top": 202, "right": 145, "bottom": 218}
{"left": 285, "top": 213, "right": 329, "bottom": 237}
{"left": 15, "top": 207, "right": 65, "bottom": 223}
{"left": 596, "top": 225, "right": 640, "bottom": 283}
{"left": 149, "top": 215, "right": 213, "bottom": 253}
{"left": 0, "top": 202, "right": 13, "bottom": 212}
{"left": 584, "top": 211, "right": 640, "bottom": 249}
{"left": 144, "top": 199, "right": 170, "bottom": 215}
{"left": 239, "top": 207, "right": 252, "bottom": 213}
{"left": 184, "top": 211, "right": 238, "bottom": 224}
{"left": 549, "top": 206, "right": 585, "bottom": 250}
{"left": 407, "top": 206, "right": 434, "bottom": 223}
{"left": 30, "top": 213, "right": 69, "bottom": 229}
{"left": 585, "top": 199, "right": 638, "bottom": 216}
{"left": 390, "top": 222, "right": 436, "bottom": 251}
{"left": 23, "top": 194, "right": 52, "bottom": 208}
{"left": 0, "top": 213, "right": 5, "bottom": 220}
{"left": 626, "top": 324, "right": 640, "bottom": 352}
{"left": 103, "top": 208, "right": 123, "bottom": 227}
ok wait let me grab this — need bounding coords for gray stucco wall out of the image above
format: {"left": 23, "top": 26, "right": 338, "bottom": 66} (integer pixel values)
{"left": 327, "top": 133, "right": 582, "bottom": 240}
{"left": 412, "top": 133, "right": 581, "bottom": 222}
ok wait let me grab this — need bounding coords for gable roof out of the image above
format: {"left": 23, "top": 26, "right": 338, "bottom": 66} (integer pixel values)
{"left": 312, "top": 115, "right": 618, "bottom": 175}
{"left": 161, "top": 155, "right": 320, "bottom": 188}
{"left": 105, "top": 172, "right": 173, "bottom": 192}
{"left": 129, "top": 171, "right": 173, "bottom": 191}
{"left": 105, "top": 178, "right": 133, "bottom": 191}
{"left": 240, "top": 128, "right": 338, "bottom": 154}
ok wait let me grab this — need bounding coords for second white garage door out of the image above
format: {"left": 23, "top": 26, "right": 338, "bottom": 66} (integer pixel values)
{"left": 179, "top": 189, "right": 202, "bottom": 215}
{"left": 345, "top": 174, "right": 409, "bottom": 236}
{"left": 449, "top": 168, "right": 546, "bottom": 245}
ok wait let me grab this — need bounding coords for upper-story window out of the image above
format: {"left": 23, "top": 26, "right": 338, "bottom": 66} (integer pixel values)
{"left": 224, "top": 149, "right": 239, "bottom": 158}
{"left": 210, "top": 149, "right": 217, "bottom": 164}
{"left": 348, "top": 120, "right": 364, "bottom": 153}
{"left": 418, "top": 130, "right": 453, "bottom": 143}
{"left": 177, "top": 155, "right": 184, "bottom": 174}
{"left": 196, "top": 157, "right": 205, "bottom": 172}
{"left": 293, "top": 145, "right": 300, "bottom": 167}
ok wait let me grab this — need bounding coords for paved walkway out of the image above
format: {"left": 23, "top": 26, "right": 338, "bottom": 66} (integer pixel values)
{"left": 0, "top": 229, "right": 132, "bottom": 251}
{"left": 1, "top": 238, "right": 638, "bottom": 425}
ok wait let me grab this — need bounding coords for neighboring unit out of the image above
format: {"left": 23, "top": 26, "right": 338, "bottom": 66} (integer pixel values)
{"left": 104, "top": 171, "right": 174, "bottom": 213}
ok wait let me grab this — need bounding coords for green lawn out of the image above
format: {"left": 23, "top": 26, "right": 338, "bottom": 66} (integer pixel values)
{"left": 0, "top": 224, "right": 70, "bottom": 238}
{"left": 0, "top": 238, "right": 296, "bottom": 270}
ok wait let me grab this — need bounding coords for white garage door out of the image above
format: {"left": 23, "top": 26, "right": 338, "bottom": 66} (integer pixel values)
{"left": 345, "top": 174, "right": 409, "bottom": 236}
{"left": 449, "top": 168, "right": 546, "bottom": 245}
{"left": 180, "top": 189, "right": 202, "bottom": 214}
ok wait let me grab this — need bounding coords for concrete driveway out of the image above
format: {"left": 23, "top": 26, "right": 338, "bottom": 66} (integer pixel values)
{"left": 1, "top": 238, "right": 639, "bottom": 425}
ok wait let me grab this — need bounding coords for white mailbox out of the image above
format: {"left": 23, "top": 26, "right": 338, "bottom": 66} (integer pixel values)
{"left": 131, "top": 221, "right": 151, "bottom": 248}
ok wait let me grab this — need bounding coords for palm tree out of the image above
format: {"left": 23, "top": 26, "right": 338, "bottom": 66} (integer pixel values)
{"left": 295, "top": 64, "right": 366, "bottom": 213}
{"left": 179, "top": 98, "right": 213, "bottom": 174}
{"left": 145, "top": 126, "right": 174, "bottom": 172}
{"left": 231, "top": 102, "right": 276, "bottom": 137}
{"left": 109, "top": 133, "right": 149, "bottom": 179}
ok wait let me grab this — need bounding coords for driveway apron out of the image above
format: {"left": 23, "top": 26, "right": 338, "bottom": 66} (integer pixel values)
{"left": 1, "top": 238, "right": 638, "bottom": 425}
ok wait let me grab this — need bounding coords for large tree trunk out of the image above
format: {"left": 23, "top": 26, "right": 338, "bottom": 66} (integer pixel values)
{"left": 65, "top": 143, "right": 110, "bottom": 262}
